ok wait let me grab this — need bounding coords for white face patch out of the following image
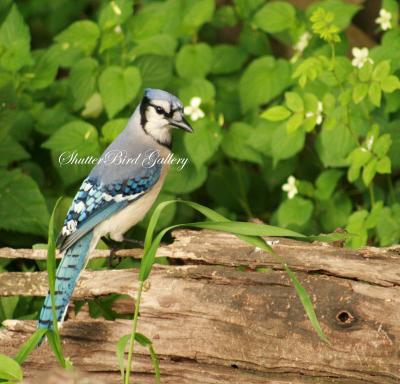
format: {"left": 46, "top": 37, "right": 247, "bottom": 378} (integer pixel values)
{"left": 144, "top": 100, "right": 172, "bottom": 145}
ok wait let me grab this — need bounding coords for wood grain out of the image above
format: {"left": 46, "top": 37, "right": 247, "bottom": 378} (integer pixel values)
{"left": 0, "top": 230, "right": 399, "bottom": 383}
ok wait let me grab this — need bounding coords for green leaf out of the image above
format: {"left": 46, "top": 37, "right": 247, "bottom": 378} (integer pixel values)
{"left": 376, "top": 156, "right": 391, "bottom": 174}
{"left": 239, "top": 56, "right": 291, "bottom": 112}
{"left": 277, "top": 196, "right": 314, "bottom": 229}
{"left": 362, "top": 158, "right": 377, "bottom": 186}
{"left": 179, "top": 78, "right": 215, "bottom": 104}
{"left": 0, "top": 355, "right": 22, "bottom": 381}
{"left": 131, "top": 34, "right": 177, "bottom": 57}
{"left": 221, "top": 122, "right": 263, "bottom": 164}
{"left": 261, "top": 106, "right": 291, "bottom": 121}
{"left": 102, "top": 118, "right": 128, "bottom": 143}
{"left": 368, "top": 82, "right": 382, "bottom": 107}
{"left": 370, "top": 31, "right": 400, "bottom": 72}
{"left": 43, "top": 120, "right": 99, "bottom": 154}
{"left": 317, "top": 115, "right": 356, "bottom": 167}
{"left": 81, "top": 93, "right": 103, "bottom": 118}
{"left": 380, "top": 75, "right": 400, "bottom": 93}
{"left": 285, "top": 92, "right": 304, "bottom": 113}
{"left": 318, "top": 191, "right": 352, "bottom": 232}
{"left": 239, "top": 24, "right": 270, "bottom": 56}
{"left": 98, "top": 0, "right": 133, "bottom": 29}
{"left": 307, "top": 0, "right": 360, "bottom": 30}
{"left": 253, "top": 1, "right": 296, "bottom": 33}
{"left": 99, "top": 66, "right": 141, "bottom": 118}
{"left": 358, "top": 61, "right": 373, "bottom": 82}
{"left": 345, "top": 210, "right": 368, "bottom": 248}
{"left": 347, "top": 147, "right": 372, "bottom": 182}
{"left": 372, "top": 60, "right": 390, "bottom": 82}
{"left": 373, "top": 134, "right": 392, "bottom": 157}
{"left": 55, "top": 20, "right": 100, "bottom": 56}
{"left": 176, "top": 43, "right": 213, "bottom": 79}
{"left": 0, "top": 5, "right": 32, "bottom": 71}
{"left": 286, "top": 113, "right": 304, "bottom": 133}
{"left": 69, "top": 58, "right": 98, "bottom": 110}
{"left": 365, "top": 201, "right": 384, "bottom": 229}
{"left": 15, "top": 328, "right": 47, "bottom": 364}
{"left": 0, "top": 135, "right": 30, "bottom": 166}
{"left": 135, "top": 55, "right": 172, "bottom": 89}
{"left": 272, "top": 126, "right": 305, "bottom": 163}
{"left": 27, "top": 49, "right": 59, "bottom": 90}
{"left": 164, "top": 162, "right": 207, "bottom": 194}
{"left": 0, "top": 170, "right": 49, "bottom": 236}
{"left": 352, "top": 83, "right": 368, "bottom": 104}
{"left": 42, "top": 120, "right": 100, "bottom": 186}
{"left": 211, "top": 44, "right": 247, "bottom": 75}
{"left": 182, "top": 0, "right": 215, "bottom": 32}
{"left": 184, "top": 118, "right": 221, "bottom": 169}
{"left": 376, "top": 206, "right": 400, "bottom": 246}
{"left": 315, "top": 170, "right": 343, "bottom": 200}
{"left": 34, "top": 103, "right": 74, "bottom": 136}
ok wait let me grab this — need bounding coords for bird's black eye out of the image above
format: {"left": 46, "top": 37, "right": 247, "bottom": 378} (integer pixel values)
{"left": 155, "top": 105, "right": 164, "bottom": 114}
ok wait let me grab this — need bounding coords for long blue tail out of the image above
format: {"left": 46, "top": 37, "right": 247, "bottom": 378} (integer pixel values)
{"left": 38, "top": 231, "right": 94, "bottom": 332}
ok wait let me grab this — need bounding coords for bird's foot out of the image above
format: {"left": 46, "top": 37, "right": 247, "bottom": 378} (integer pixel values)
{"left": 121, "top": 237, "right": 145, "bottom": 248}
{"left": 102, "top": 236, "right": 144, "bottom": 268}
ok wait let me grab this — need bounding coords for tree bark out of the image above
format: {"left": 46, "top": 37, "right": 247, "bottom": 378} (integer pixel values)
{"left": 0, "top": 230, "right": 399, "bottom": 383}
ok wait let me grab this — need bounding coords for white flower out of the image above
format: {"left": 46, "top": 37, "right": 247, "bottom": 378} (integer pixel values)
{"left": 184, "top": 97, "right": 205, "bottom": 121}
{"left": 291, "top": 31, "right": 311, "bottom": 63}
{"left": 294, "top": 32, "right": 311, "bottom": 53}
{"left": 351, "top": 47, "right": 373, "bottom": 69}
{"left": 282, "top": 176, "right": 298, "bottom": 199}
{"left": 114, "top": 25, "right": 122, "bottom": 34}
{"left": 375, "top": 9, "right": 392, "bottom": 31}
{"left": 305, "top": 101, "right": 323, "bottom": 125}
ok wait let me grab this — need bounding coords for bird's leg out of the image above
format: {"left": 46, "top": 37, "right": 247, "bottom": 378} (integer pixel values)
{"left": 121, "top": 238, "right": 145, "bottom": 248}
{"left": 102, "top": 236, "right": 145, "bottom": 268}
{"left": 102, "top": 236, "right": 124, "bottom": 268}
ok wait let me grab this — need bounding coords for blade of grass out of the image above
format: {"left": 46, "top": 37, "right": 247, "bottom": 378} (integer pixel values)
{"left": 135, "top": 333, "right": 160, "bottom": 384}
{"left": 125, "top": 280, "right": 144, "bottom": 384}
{"left": 116, "top": 334, "right": 130, "bottom": 380}
{"left": 47, "top": 198, "right": 64, "bottom": 366}
{"left": 118, "top": 332, "right": 160, "bottom": 384}
{"left": 14, "top": 328, "right": 47, "bottom": 364}
{"left": 284, "top": 264, "right": 329, "bottom": 344}
{"left": 46, "top": 197, "right": 72, "bottom": 369}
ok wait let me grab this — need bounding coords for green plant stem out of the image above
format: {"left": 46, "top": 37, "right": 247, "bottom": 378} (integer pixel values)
{"left": 125, "top": 280, "right": 144, "bottom": 384}
{"left": 369, "top": 183, "right": 375, "bottom": 208}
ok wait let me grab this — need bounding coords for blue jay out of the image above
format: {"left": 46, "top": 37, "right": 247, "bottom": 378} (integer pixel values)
{"left": 38, "top": 88, "right": 192, "bottom": 332}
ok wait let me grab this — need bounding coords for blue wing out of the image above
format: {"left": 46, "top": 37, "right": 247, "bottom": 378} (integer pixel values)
{"left": 57, "top": 164, "right": 162, "bottom": 251}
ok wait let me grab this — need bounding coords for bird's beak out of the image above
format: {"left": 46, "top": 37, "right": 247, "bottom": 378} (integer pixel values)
{"left": 169, "top": 115, "right": 193, "bottom": 133}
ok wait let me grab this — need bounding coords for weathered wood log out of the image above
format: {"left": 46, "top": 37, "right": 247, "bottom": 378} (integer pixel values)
{"left": 0, "top": 230, "right": 399, "bottom": 383}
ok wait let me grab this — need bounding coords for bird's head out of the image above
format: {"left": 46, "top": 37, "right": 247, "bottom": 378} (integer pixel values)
{"left": 140, "top": 88, "right": 193, "bottom": 148}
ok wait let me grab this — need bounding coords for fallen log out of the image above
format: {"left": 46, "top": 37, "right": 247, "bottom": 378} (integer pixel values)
{"left": 0, "top": 230, "right": 399, "bottom": 383}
